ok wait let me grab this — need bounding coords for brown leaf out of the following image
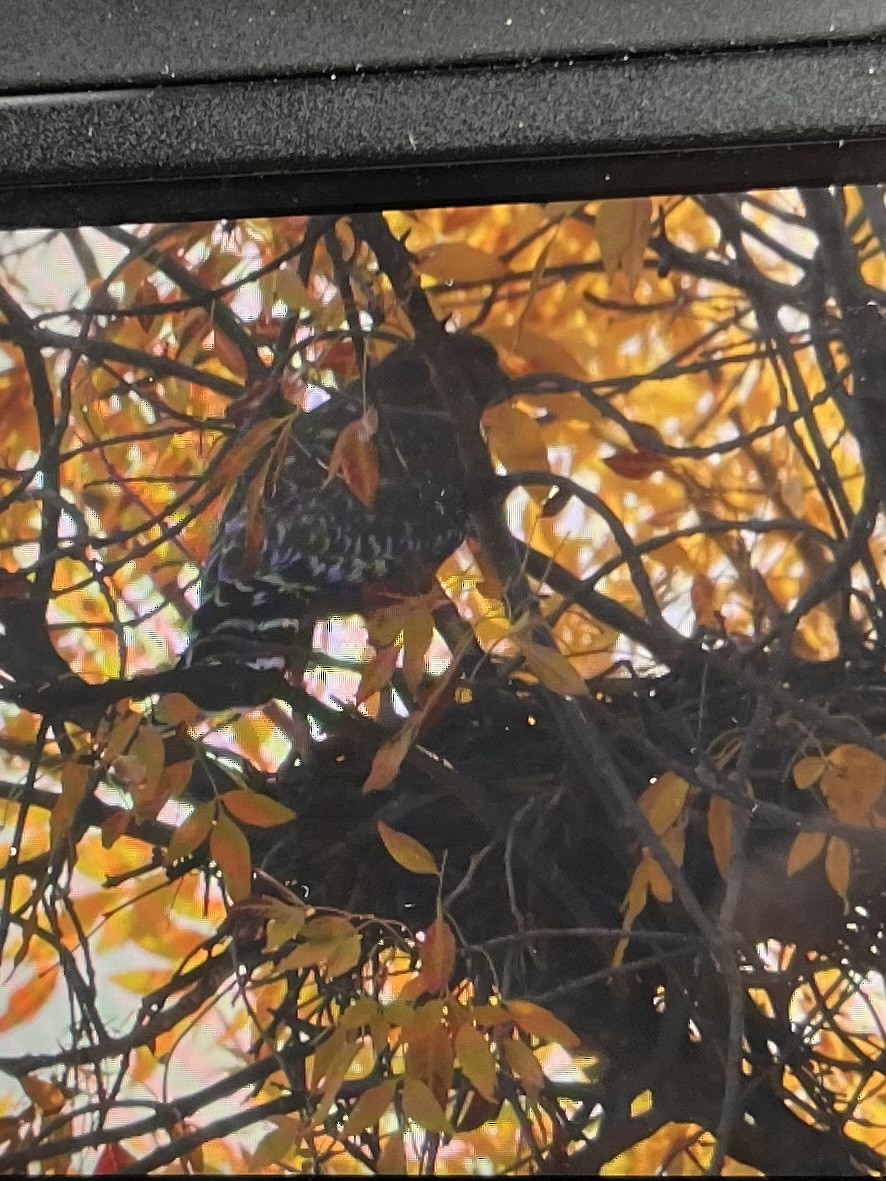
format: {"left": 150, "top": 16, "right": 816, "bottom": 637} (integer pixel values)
{"left": 326, "top": 408, "right": 380, "bottom": 507}
{"left": 165, "top": 802, "right": 215, "bottom": 865}
{"left": 342, "top": 1079, "right": 398, "bottom": 1136}
{"left": 604, "top": 449, "right": 668, "bottom": 480}
{"left": 363, "top": 717, "right": 420, "bottom": 793}
{"left": 356, "top": 643, "right": 401, "bottom": 706}
{"left": 20, "top": 1074, "right": 66, "bottom": 1116}
{"left": 419, "top": 917, "right": 457, "bottom": 994}
{"left": 793, "top": 756, "right": 825, "bottom": 790}
{"left": 377, "top": 1130, "right": 407, "bottom": 1174}
{"left": 402, "top": 608, "right": 435, "bottom": 696}
{"left": 377, "top": 821, "right": 438, "bottom": 876}
{"left": 501, "top": 1038, "right": 545, "bottom": 1101}
{"left": 51, "top": 761, "right": 90, "bottom": 851}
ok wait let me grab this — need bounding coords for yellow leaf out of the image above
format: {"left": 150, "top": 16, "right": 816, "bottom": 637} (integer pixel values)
{"left": 419, "top": 917, "right": 457, "bottom": 994}
{"left": 377, "top": 821, "right": 438, "bottom": 875}
{"left": 501, "top": 1038, "right": 545, "bottom": 1101}
{"left": 303, "top": 915, "right": 357, "bottom": 942}
{"left": 265, "top": 902, "right": 308, "bottom": 951}
{"left": 402, "top": 609, "right": 435, "bottom": 695}
{"left": 786, "top": 830, "right": 827, "bottom": 876}
{"left": 793, "top": 756, "right": 825, "bottom": 790}
{"left": 639, "top": 772, "right": 690, "bottom": 837}
{"left": 356, "top": 643, "right": 401, "bottom": 705}
{"left": 111, "top": 969, "right": 175, "bottom": 995}
{"left": 415, "top": 241, "right": 508, "bottom": 284}
{"left": 707, "top": 796, "right": 733, "bottom": 879}
{"left": 165, "top": 801, "right": 215, "bottom": 865}
{"left": 824, "top": 836, "right": 852, "bottom": 900}
{"left": 325, "top": 934, "right": 363, "bottom": 979}
{"left": 455, "top": 1023, "right": 498, "bottom": 1101}
{"left": 615, "top": 859, "right": 651, "bottom": 966}
{"left": 342, "top": 1079, "right": 398, "bottom": 1136}
{"left": 220, "top": 789, "right": 296, "bottom": 827}
{"left": 209, "top": 812, "right": 252, "bottom": 902}
{"left": 517, "top": 638, "right": 589, "bottom": 698}
{"left": 482, "top": 403, "right": 550, "bottom": 505}
{"left": 596, "top": 197, "right": 653, "bottom": 294}
{"left": 646, "top": 853, "right": 673, "bottom": 904}
{"left": 401, "top": 1077, "right": 452, "bottom": 1134}
{"left": 507, "top": 1000, "right": 580, "bottom": 1049}
{"left": 153, "top": 693, "right": 201, "bottom": 728}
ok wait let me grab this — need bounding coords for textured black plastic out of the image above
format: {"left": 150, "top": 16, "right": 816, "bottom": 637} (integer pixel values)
{"left": 2, "top": 0, "right": 884, "bottom": 94}
{"left": 1, "top": 7, "right": 886, "bottom": 227}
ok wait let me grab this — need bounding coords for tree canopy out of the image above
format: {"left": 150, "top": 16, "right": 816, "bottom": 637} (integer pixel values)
{"left": 0, "top": 190, "right": 885, "bottom": 1174}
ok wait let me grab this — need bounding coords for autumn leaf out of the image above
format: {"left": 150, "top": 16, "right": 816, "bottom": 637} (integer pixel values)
{"left": 517, "top": 637, "right": 589, "bottom": 698}
{"left": 356, "top": 643, "right": 401, "bottom": 705}
{"left": 415, "top": 241, "right": 509, "bottom": 284}
{"left": 342, "top": 1079, "right": 398, "bottom": 1136}
{"left": 482, "top": 402, "right": 550, "bottom": 505}
{"left": 690, "top": 574, "right": 719, "bottom": 629}
{"left": 377, "top": 821, "right": 438, "bottom": 876}
{"left": 264, "top": 901, "right": 308, "bottom": 951}
{"left": 94, "top": 1143, "right": 138, "bottom": 1174}
{"left": 210, "top": 812, "right": 253, "bottom": 902}
{"left": 0, "top": 967, "right": 59, "bottom": 1034}
{"left": 377, "top": 1130, "right": 407, "bottom": 1174}
{"left": 326, "top": 407, "right": 380, "bottom": 507}
{"left": 455, "top": 1023, "right": 498, "bottom": 1101}
{"left": 820, "top": 745, "right": 886, "bottom": 823}
{"left": 793, "top": 756, "right": 825, "bottom": 790}
{"left": 604, "top": 449, "right": 668, "bottom": 480}
{"left": 824, "top": 835, "right": 852, "bottom": 900}
{"left": 165, "top": 802, "right": 215, "bottom": 866}
{"left": 418, "top": 917, "right": 457, "bottom": 994}
{"left": 363, "top": 717, "right": 421, "bottom": 793}
{"left": 20, "top": 1073, "right": 66, "bottom": 1115}
{"left": 501, "top": 1038, "right": 545, "bottom": 1101}
{"left": 204, "top": 417, "right": 283, "bottom": 502}
{"left": 786, "top": 830, "right": 827, "bottom": 876}
{"left": 50, "top": 761, "right": 90, "bottom": 851}
{"left": 639, "top": 772, "right": 690, "bottom": 836}
{"left": 220, "top": 789, "right": 296, "bottom": 827}
{"left": 402, "top": 608, "right": 435, "bottom": 696}
{"left": 596, "top": 196, "right": 653, "bottom": 294}
{"left": 401, "top": 1076, "right": 452, "bottom": 1134}
{"left": 507, "top": 1000, "right": 580, "bottom": 1049}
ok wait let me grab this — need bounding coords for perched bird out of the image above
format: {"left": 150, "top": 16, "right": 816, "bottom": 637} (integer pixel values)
{"left": 183, "top": 334, "right": 504, "bottom": 703}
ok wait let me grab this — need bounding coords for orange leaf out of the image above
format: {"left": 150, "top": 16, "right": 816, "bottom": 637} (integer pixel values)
{"left": 415, "top": 242, "right": 508, "bottom": 284}
{"left": 793, "top": 756, "right": 825, "bottom": 790}
{"left": 377, "top": 821, "right": 438, "bottom": 876}
{"left": 506, "top": 1000, "right": 580, "bottom": 1049}
{"left": 205, "top": 417, "right": 284, "bottom": 501}
{"left": 824, "top": 836, "right": 852, "bottom": 900}
{"left": 639, "top": 772, "right": 689, "bottom": 836}
{"left": 51, "top": 761, "right": 90, "bottom": 851}
{"left": 165, "top": 802, "right": 215, "bottom": 866}
{"left": 20, "top": 1072, "right": 66, "bottom": 1115}
{"left": 209, "top": 813, "right": 253, "bottom": 902}
{"left": 326, "top": 408, "right": 380, "bottom": 508}
{"left": 220, "top": 789, "right": 296, "bottom": 827}
{"left": 786, "top": 830, "right": 826, "bottom": 876}
{"left": 0, "top": 968, "right": 59, "bottom": 1034}
{"left": 455, "top": 1023, "right": 498, "bottom": 1101}
{"left": 363, "top": 718, "right": 420, "bottom": 793}
{"left": 604, "top": 449, "right": 668, "bottom": 480}
{"left": 419, "top": 917, "right": 457, "bottom": 994}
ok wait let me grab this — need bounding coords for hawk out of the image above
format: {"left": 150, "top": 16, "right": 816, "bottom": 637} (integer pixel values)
{"left": 184, "top": 334, "right": 504, "bottom": 700}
